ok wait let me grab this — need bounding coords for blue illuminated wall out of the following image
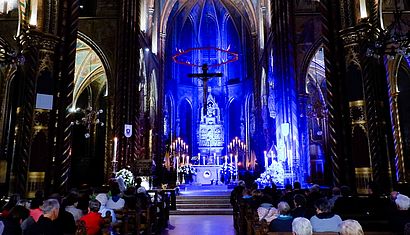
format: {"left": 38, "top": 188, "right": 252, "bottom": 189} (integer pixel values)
{"left": 163, "top": 0, "right": 253, "bottom": 161}
{"left": 162, "top": 1, "right": 327, "bottom": 187}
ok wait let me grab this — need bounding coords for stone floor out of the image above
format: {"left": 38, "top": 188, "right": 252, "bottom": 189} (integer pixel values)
{"left": 161, "top": 215, "right": 235, "bottom": 235}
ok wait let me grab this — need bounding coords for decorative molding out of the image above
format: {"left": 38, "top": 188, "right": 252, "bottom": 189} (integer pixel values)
{"left": 349, "top": 100, "right": 367, "bottom": 133}
{"left": 355, "top": 167, "right": 373, "bottom": 194}
{"left": 340, "top": 23, "right": 371, "bottom": 47}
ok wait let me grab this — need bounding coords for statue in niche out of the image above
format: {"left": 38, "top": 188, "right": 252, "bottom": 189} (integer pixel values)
{"left": 201, "top": 93, "right": 221, "bottom": 125}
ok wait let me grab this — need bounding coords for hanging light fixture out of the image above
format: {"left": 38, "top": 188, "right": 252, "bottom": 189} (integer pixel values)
{"left": 366, "top": 0, "right": 410, "bottom": 59}
{"left": 70, "top": 107, "right": 105, "bottom": 138}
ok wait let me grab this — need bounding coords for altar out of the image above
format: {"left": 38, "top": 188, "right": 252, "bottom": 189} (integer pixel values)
{"left": 193, "top": 165, "right": 221, "bottom": 185}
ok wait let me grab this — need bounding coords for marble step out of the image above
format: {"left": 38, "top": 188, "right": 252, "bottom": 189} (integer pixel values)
{"left": 177, "top": 203, "right": 232, "bottom": 209}
{"left": 169, "top": 208, "right": 233, "bottom": 215}
{"left": 176, "top": 198, "right": 231, "bottom": 204}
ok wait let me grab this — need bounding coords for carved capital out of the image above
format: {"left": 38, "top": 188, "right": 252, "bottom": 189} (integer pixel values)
{"left": 18, "top": 30, "right": 60, "bottom": 72}
{"left": 340, "top": 23, "right": 372, "bottom": 47}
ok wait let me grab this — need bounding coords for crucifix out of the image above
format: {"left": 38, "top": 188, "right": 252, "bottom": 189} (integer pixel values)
{"left": 188, "top": 64, "right": 223, "bottom": 115}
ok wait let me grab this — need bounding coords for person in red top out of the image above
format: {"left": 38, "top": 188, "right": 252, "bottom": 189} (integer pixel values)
{"left": 79, "top": 199, "right": 104, "bottom": 235}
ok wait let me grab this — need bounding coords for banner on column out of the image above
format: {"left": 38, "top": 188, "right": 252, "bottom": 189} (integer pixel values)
{"left": 124, "top": 124, "right": 132, "bottom": 138}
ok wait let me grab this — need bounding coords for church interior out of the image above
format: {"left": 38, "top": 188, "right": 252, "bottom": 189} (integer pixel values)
{"left": 0, "top": 0, "right": 409, "bottom": 202}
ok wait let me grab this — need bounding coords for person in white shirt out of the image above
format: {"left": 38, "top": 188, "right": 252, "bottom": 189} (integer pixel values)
{"left": 106, "top": 187, "right": 125, "bottom": 210}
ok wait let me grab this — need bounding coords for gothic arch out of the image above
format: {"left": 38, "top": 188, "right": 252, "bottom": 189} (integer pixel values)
{"left": 77, "top": 32, "right": 112, "bottom": 85}
{"left": 178, "top": 98, "right": 193, "bottom": 153}
{"left": 73, "top": 33, "right": 110, "bottom": 109}
{"left": 386, "top": 56, "right": 410, "bottom": 183}
{"left": 160, "top": 0, "right": 257, "bottom": 37}
{"left": 302, "top": 44, "right": 328, "bottom": 184}
{"left": 164, "top": 92, "right": 175, "bottom": 139}
{"left": 298, "top": 38, "right": 323, "bottom": 93}
{"left": 149, "top": 69, "right": 158, "bottom": 128}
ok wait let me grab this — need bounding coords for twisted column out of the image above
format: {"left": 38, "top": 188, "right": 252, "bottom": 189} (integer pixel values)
{"left": 52, "top": 0, "right": 79, "bottom": 193}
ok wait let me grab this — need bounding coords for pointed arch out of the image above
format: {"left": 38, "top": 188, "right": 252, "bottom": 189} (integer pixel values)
{"left": 73, "top": 33, "right": 111, "bottom": 110}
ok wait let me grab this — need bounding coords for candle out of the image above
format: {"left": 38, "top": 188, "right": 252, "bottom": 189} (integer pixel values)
{"left": 113, "top": 137, "right": 118, "bottom": 162}
{"left": 217, "top": 156, "right": 220, "bottom": 165}
{"left": 198, "top": 153, "right": 201, "bottom": 165}
{"left": 230, "top": 154, "right": 233, "bottom": 164}
{"left": 186, "top": 155, "right": 189, "bottom": 164}
{"left": 225, "top": 155, "right": 228, "bottom": 163}
{"left": 359, "top": 0, "right": 367, "bottom": 18}
{"left": 235, "top": 155, "right": 238, "bottom": 181}
{"left": 264, "top": 151, "right": 268, "bottom": 168}
{"left": 182, "top": 154, "right": 185, "bottom": 165}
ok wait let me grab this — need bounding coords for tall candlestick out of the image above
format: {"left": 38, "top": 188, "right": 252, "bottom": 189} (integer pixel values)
{"left": 235, "top": 155, "right": 238, "bottom": 181}
{"left": 113, "top": 137, "right": 118, "bottom": 162}
{"left": 264, "top": 151, "right": 268, "bottom": 168}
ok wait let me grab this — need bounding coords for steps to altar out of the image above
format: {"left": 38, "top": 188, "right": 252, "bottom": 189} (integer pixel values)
{"left": 170, "top": 185, "right": 233, "bottom": 215}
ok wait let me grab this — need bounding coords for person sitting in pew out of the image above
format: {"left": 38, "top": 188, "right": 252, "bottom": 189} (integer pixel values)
{"left": 389, "top": 193, "right": 410, "bottom": 234}
{"left": 310, "top": 198, "right": 342, "bottom": 232}
{"left": 338, "top": 219, "right": 364, "bottom": 235}
{"left": 292, "top": 217, "right": 312, "bottom": 235}
{"left": 269, "top": 201, "right": 293, "bottom": 232}
{"left": 79, "top": 199, "right": 104, "bottom": 235}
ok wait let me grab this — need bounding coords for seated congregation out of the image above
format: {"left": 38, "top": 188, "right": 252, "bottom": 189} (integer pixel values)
{"left": 231, "top": 181, "right": 410, "bottom": 235}
{"left": 0, "top": 177, "right": 170, "bottom": 235}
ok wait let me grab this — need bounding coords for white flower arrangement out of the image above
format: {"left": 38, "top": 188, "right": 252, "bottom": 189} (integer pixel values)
{"left": 220, "top": 163, "right": 236, "bottom": 175}
{"left": 256, "top": 160, "right": 285, "bottom": 186}
{"left": 116, "top": 168, "right": 135, "bottom": 188}
{"left": 178, "top": 165, "right": 197, "bottom": 175}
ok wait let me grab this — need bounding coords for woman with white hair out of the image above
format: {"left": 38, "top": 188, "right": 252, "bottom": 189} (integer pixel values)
{"left": 269, "top": 201, "right": 293, "bottom": 232}
{"left": 389, "top": 193, "right": 410, "bottom": 233}
{"left": 292, "top": 217, "right": 312, "bottom": 235}
{"left": 396, "top": 194, "right": 410, "bottom": 210}
{"left": 338, "top": 219, "right": 364, "bottom": 235}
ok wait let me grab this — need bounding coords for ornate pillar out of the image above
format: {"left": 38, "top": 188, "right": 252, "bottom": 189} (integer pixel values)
{"left": 8, "top": 30, "right": 39, "bottom": 195}
{"left": 270, "top": 0, "right": 300, "bottom": 183}
{"left": 386, "top": 61, "right": 406, "bottom": 183}
{"left": 318, "top": 0, "right": 348, "bottom": 186}
{"left": 338, "top": 0, "right": 393, "bottom": 192}
{"left": 48, "top": 0, "right": 79, "bottom": 193}
{"left": 114, "top": 0, "right": 142, "bottom": 173}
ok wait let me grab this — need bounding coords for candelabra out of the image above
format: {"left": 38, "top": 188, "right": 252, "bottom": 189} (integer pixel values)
{"left": 228, "top": 137, "right": 246, "bottom": 181}
{"left": 70, "top": 107, "right": 104, "bottom": 138}
{"left": 171, "top": 137, "right": 189, "bottom": 184}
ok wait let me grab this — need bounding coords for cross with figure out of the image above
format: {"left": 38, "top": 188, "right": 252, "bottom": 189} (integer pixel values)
{"left": 188, "top": 64, "right": 223, "bottom": 115}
